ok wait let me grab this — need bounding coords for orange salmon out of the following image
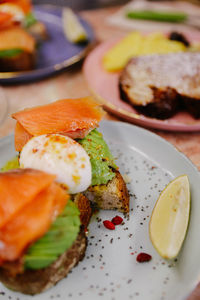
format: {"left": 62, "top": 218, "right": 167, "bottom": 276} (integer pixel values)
{"left": 12, "top": 97, "right": 104, "bottom": 151}
{"left": 0, "top": 169, "right": 56, "bottom": 228}
{"left": 0, "top": 169, "right": 68, "bottom": 262}
{"left": 0, "top": 11, "right": 12, "bottom": 27}
{"left": 0, "top": 26, "right": 35, "bottom": 52}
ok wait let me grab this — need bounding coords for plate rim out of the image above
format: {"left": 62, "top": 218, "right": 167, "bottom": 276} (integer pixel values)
{"left": 99, "top": 120, "right": 200, "bottom": 174}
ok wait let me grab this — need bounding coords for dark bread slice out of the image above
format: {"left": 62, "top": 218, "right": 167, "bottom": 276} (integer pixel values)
{"left": 84, "top": 169, "right": 129, "bottom": 213}
{"left": 119, "top": 52, "right": 200, "bottom": 119}
{"left": 182, "top": 96, "right": 200, "bottom": 119}
{"left": 0, "top": 228, "right": 87, "bottom": 295}
{"left": 74, "top": 193, "right": 92, "bottom": 228}
{"left": 120, "top": 83, "right": 179, "bottom": 119}
{"left": 0, "top": 51, "right": 36, "bottom": 72}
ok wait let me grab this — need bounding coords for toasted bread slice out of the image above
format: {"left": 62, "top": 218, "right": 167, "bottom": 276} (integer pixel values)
{"left": 84, "top": 169, "right": 129, "bottom": 213}
{"left": 0, "top": 228, "right": 86, "bottom": 295}
{"left": 119, "top": 52, "right": 200, "bottom": 119}
{"left": 0, "top": 51, "right": 36, "bottom": 72}
{"left": 0, "top": 26, "right": 36, "bottom": 72}
{"left": 74, "top": 193, "right": 92, "bottom": 228}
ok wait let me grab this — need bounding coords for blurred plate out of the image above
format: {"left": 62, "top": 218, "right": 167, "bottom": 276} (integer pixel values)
{"left": 0, "top": 5, "right": 95, "bottom": 84}
{"left": 83, "top": 33, "right": 200, "bottom": 132}
{"left": 0, "top": 120, "right": 200, "bottom": 299}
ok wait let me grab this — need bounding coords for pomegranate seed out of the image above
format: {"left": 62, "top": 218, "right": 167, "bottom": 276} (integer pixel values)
{"left": 103, "top": 220, "right": 115, "bottom": 230}
{"left": 136, "top": 252, "right": 152, "bottom": 263}
{"left": 111, "top": 215, "right": 123, "bottom": 225}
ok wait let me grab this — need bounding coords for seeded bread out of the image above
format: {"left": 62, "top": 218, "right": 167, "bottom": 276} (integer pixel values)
{"left": 84, "top": 169, "right": 129, "bottom": 213}
{"left": 119, "top": 52, "right": 200, "bottom": 119}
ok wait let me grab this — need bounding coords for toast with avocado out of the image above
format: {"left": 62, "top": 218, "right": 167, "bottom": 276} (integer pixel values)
{"left": 0, "top": 0, "right": 47, "bottom": 72}
{"left": 0, "top": 98, "right": 129, "bottom": 295}
{"left": 0, "top": 169, "right": 90, "bottom": 295}
{"left": 12, "top": 97, "right": 130, "bottom": 213}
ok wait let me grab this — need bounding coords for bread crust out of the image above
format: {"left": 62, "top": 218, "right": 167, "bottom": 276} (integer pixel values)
{"left": 0, "top": 51, "right": 36, "bottom": 72}
{"left": 74, "top": 193, "right": 92, "bottom": 228}
{"left": 84, "top": 169, "right": 129, "bottom": 213}
{"left": 119, "top": 52, "right": 200, "bottom": 119}
{"left": 0, "top": 228, "right": 87, "bottom": 295}
{"left": 119, "top": 82, "right": 179, "bottom": 119}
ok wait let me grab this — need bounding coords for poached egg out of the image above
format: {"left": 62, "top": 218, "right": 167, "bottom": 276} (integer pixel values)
{"left": 20, "top": 134, "right": 92, "bottom": 194}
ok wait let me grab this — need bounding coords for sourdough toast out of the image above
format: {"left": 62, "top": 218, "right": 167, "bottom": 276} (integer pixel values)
{"left": 0, "top": 228, "right": 86, "bottom": 295}
{"left": 74, "top": 193, "right": 93, "bottom": 228}
{"left": 84, "top": 169, "right": 130, "bottom": 213}
{"left": 119, "top": 52, "right": 200, "bottom": 119}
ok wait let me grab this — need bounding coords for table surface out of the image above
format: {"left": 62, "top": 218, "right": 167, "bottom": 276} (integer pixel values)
{"left": 0, "top": 4, "right": 200, "bottom": 299}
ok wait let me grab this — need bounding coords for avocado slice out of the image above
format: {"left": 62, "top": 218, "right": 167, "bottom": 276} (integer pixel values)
{"left": 0, "top": 49, "right": 23, "bottom": 58}
{"left": 24, "top": 200, "right": 80, "bottom": 270}
{"left": 78, "top": 129, "right": 117, "bottom": 186}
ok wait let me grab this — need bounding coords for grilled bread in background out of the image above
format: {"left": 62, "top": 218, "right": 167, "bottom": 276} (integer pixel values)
{"left": 0, "top": 25, "right": 36, "bottom": 72}
{"left": 119, "top": 52, "right": 200, "bottom": 119}
{"left": 0, "top": 51, "right": 36, "bottom": 72}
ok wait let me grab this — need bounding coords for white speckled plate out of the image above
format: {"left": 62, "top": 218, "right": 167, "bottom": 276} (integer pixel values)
{"left": 0, "top": 120, "right": 200, "bottom": 300}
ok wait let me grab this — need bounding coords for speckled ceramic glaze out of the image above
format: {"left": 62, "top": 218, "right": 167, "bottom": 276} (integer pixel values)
{"left": 0, "top": 5, "right": 95, "bottom": 84}
{"left": 0, "top": 121, "right": 200, "bottom": 300}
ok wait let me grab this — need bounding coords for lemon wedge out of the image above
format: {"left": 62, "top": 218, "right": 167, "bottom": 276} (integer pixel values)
{"left": 62, "top": 7, "right": 88, "bottom": 43}
{"left": 149, "top": 175, "right": 190, "bottom": 259}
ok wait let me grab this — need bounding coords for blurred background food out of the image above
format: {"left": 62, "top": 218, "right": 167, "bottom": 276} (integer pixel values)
{"left": 33, "top": 0, "right": 130, "bottom": 10}
{"left": 32, "top": 0, "right": 200, "bottom": 10}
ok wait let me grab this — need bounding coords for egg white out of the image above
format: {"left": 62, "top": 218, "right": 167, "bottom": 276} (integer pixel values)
{"left": 20, "top": 134, "right": 92, "bottom": 194}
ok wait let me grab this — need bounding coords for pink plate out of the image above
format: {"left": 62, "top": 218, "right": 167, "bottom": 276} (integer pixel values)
{"left": 83, "top": 32, "right": 200, "bottom": 132}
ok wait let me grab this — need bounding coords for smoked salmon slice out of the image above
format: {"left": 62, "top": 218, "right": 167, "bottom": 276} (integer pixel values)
{"left": 0, "top": 169, "right": 68, "bottom": 262}
{"left": 12, "top": 97, "right": 104, "bottom": 152}
{"left": 0, "top": 11, "right": 12, "bottom": 27}
{"left": 0, "top": 169, "right": 56, "bottom": 228}
{"left": 14, "top": 122, "right": 32, "bottom": 154}
{"left": 0, "top": 26, "right": 35, "bottom": 53}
